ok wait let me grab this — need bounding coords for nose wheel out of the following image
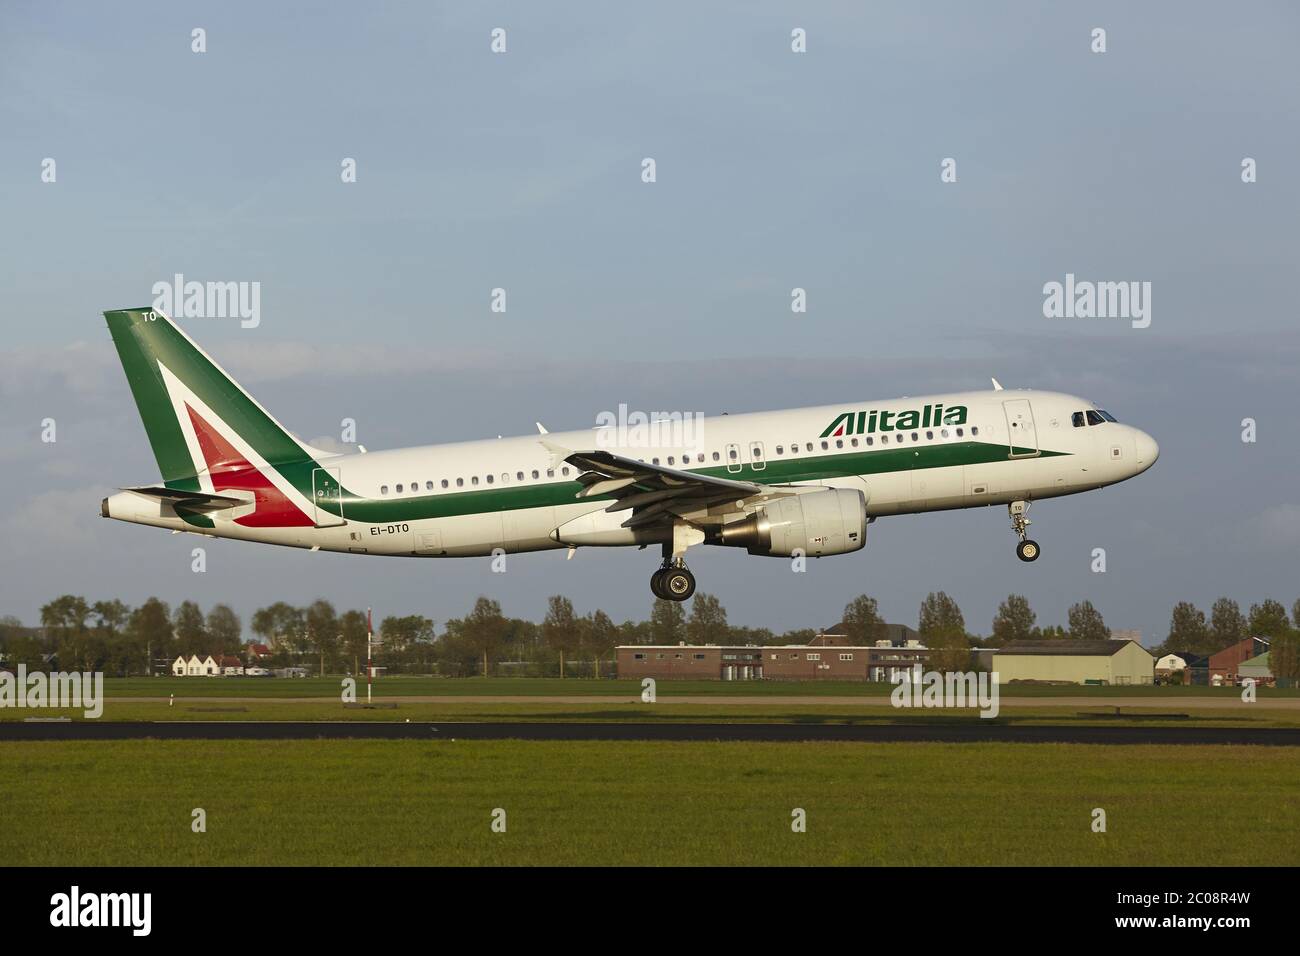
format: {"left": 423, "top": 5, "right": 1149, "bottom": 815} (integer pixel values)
{"left": 651, "top": 563, "right": 696, "bottom": 601}
{"left": 1016, "top": 539, "right": 1040, "bottom": 562}
{"left": 1009, "top": 500, "right": 1041, "bottom": 562}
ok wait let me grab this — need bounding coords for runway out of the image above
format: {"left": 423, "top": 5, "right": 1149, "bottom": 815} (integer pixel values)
{"left": 3, "top": 720, "right": 1299, "bottom": 745}
{"left": 111, "top": 695, "right": 1300, "bottom": 708}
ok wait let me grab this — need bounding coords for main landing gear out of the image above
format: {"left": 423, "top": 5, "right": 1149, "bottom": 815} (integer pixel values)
{"left": 650, "top": 537, "right": 697, "bottom": 601}
{"left": 1009, "top": 500, "right": 1041, "bottom": 562}
{"left": 651, "top": 561, "right": 696, "bottom": 601}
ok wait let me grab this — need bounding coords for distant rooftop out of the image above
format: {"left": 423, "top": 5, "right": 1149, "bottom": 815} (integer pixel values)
{"left": 817, "top": 622, "right": 919, "bottom": 645}
{"left": 998, "top": 639, "right": 1147, "bottom": 657}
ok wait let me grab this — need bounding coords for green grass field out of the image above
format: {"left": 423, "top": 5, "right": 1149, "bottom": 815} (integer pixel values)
{"left": 76, "top": 675, "right": 1300, "bottom": 699}
{"left": 5, "top": 675, "right": 1295, "bottom": 728}
{"left": 5, "top": 698, "right": 1299, "bottom": 727}
{"left": 1, "top": 739, "right": 1296, "bottom": 865}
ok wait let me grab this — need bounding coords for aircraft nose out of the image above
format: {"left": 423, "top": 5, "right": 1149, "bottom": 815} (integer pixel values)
{"left": 1134, "top": 429, "right": 1159, "bottom": 467}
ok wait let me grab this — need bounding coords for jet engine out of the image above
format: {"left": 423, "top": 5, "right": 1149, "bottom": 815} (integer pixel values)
{"left": 712, "top": 488, "right": 867, "bottom": 557}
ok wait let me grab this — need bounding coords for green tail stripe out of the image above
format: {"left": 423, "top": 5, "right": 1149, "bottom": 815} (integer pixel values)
{"left": 104, "top": 308, "right": 321, "bottom": 493}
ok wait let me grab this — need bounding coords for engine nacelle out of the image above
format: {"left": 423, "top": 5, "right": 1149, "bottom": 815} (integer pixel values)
{"left": 713, "top": 488, "right": 867, "bottom": 557}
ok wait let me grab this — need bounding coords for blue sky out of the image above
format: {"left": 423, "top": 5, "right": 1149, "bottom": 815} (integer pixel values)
{"left": 2, "top": 1, "right": 1298, "bottom": 643}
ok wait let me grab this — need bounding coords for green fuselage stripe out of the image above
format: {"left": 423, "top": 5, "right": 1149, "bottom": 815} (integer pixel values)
{"left": 330, "top": 442, "right": 1066, "bottom": 523}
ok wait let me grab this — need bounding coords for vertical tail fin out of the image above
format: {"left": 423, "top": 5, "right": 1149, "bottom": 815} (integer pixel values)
{"left": 104, "top": 308, "right": 328, "bottom": 525}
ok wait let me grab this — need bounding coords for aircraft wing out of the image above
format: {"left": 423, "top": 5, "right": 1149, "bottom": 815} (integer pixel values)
{"left": 551, "top": 446, "right": 790, "bottom": 530}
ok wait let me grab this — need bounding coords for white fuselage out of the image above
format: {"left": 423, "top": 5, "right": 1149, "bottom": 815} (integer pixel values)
{"left": 104, "top": 388, "right": 1158, "bottom": 558}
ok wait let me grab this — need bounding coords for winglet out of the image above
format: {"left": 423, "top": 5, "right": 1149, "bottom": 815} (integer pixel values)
{"left": 535, "top": 422, "right": 549, "bottom": 435}
{"left": 538, "top": 439, "right": 573, "bottom": 470}
{"left": 991, "top": 377, "right": 1004, "bottom": 391}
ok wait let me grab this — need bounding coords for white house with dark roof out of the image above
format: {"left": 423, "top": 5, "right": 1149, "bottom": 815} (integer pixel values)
{"left": 171, "top": 654, "right": 221, "bottom": 676}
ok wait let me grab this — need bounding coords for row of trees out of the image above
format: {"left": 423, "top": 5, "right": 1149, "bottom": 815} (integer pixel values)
{"left": 1, "top": 595, "right": 241, "bottom": 675}
{"left": 5, "top": 591, "right": 1298, "bottom": 679}
{"left": 1162, "top": 598, "right": 1296, "bottom": 655}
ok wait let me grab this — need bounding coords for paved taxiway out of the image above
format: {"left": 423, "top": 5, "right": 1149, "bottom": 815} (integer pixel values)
{"left": 115, "top": 695, "right": 1300, "bottom": 708}
{"left": 3, "top": 721, "right": 1298, "bottom": 745}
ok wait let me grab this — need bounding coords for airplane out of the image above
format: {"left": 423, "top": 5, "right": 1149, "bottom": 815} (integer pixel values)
{"left": 99, "top": 307, "right": 1159, "bottom": 601}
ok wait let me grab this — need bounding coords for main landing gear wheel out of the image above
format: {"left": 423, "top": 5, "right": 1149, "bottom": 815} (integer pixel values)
{"left": 661, "top": 567, "right": 696, "bottom": 601}
{"left": 1016, "top": 539, "right": 1041, "bottom": 562}
{"left": 650, "top": 568, "right": 670, "bottom": 599}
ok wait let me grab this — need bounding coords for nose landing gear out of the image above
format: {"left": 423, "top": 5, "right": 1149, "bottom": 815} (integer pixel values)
{"left": 1009, "top": 500, "right": 1040, "bottom": 562}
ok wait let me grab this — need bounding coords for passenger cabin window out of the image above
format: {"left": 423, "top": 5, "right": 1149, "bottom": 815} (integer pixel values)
{"left": 532, "top": 470, "right": 540, "bottom": 479}
{"left": 712, "top": 452, "right": 720, "bottom": 461}
{"left": 426, "top": 481, "right": 434, "bottom": 491}
{"left": 471, "top": 476, "right": 479, "bottom": 486}
{"left": 441, "top": 479, "right": 449, "bottom": 489}
{"left": 380, "top": 485, "right": 389, "bottom": 495}
{"left": 971, "top": 426, "right": 979, "bottom": 436}
{"left": 485, "top": 474, "right": 494, "bottom": 484}
{"left": 456, "top": 478, "right": 464, "bottom": 487}
{"left": 396, "top": 484, "right": 403, "bottom": 493}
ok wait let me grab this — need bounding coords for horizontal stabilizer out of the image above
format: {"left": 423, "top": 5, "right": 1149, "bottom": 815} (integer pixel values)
{"left": 122, "top": 485, "right": 245, "bottom": 511}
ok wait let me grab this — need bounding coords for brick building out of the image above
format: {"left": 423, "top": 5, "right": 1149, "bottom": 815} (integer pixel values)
{"left": 1208, "top": 637, "right": 1271, "bottom": 686}
{"left": 616, "top": 624, "right": 929, "bottom": 682}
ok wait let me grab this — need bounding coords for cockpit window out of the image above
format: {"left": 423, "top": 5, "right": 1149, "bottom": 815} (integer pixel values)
{"left": 1098, "top": 410, "right": 1118, "bottom": 422}
{"left": 1071, "top": 412, "right": 1086, "bottom": 428}
{"left": 1086, "top": 410, "right": 1105, "bottom": 426}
